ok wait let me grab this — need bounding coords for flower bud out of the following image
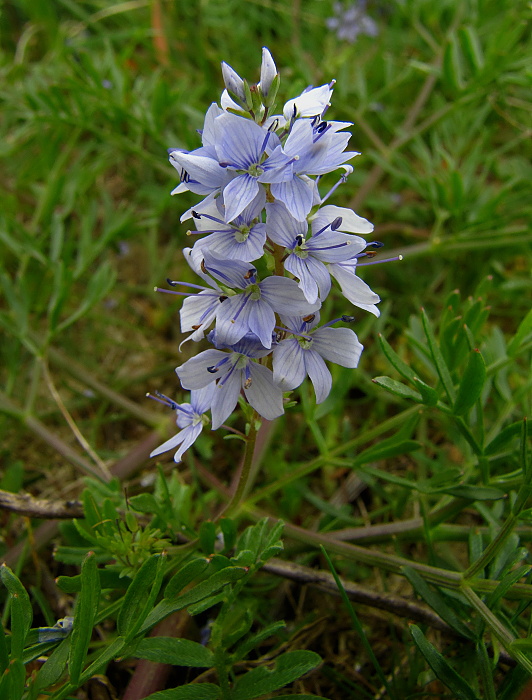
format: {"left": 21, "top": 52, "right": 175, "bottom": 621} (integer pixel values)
{"left": 221, "top": 61, "right": 247, "bottom": 108}
{"left": 260, "top": 47, "right": 277, "bottom": 97}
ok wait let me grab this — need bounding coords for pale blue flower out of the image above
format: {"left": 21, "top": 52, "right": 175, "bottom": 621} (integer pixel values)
{"left": 273, "top": 314, "right": 364, "bottom": 402}
{"left": 327, "top": 258, "right": 381, "bottom": 316}
{"left": 201, "top": 252, "right": 320, "bottom": 349}
{"left": 270, "top": 118, "right": 359, "bottom": 220}
{"left": 149, "top": 384, "right": 216, "bottom": 462}
{"left": 266, "top": 201, "right": 369, "bottom": 303}
{"left": 176, "top": 333, "right": 283, "bottom": 428}
{"left": 188, "top": 190, "right": 267, "bottom": 262}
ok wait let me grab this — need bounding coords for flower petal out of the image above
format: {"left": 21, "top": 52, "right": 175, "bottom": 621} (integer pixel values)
{"left": 273, "top": 339, "right": 306, "bottom": 390}
{"left": 211, "top": 370, "right": 242, "bottom": 429}
{"left": 176, "top": 349, "right": 229, "bottom": 389}
{"left": 222, "top": 175, "right": 260, "bottom": 222}
{"left": 245, "top": 363, "right": 284, "bottom": 420}
{"left": 311, "top": 327, "right": 363, "bottom": 367}
{"left": 304, "top": 350, "right": 332, "bottom": 403}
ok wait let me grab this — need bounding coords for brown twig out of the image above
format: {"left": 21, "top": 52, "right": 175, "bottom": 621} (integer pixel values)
{"left": 0, "top": 489, "right": 83, "bottom": 519}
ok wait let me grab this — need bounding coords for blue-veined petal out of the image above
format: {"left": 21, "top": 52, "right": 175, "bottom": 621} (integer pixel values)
{"left": 311, "top": 327, "right": 363, "bottom": 367}
{"left": 273, "top": 339, "right": 306, "bottom": 391}
{"left": 191, "top": 383, "right": 217, "bottom": 414}
{"left": 223, "top": 174, "right": 260, "bottom": 222}
{"left": 304, "top": 350, "right": 332, "bottom": 403}
{"left": 176, "top": 349, "right": 230, "bottom": 390}
{"left": 313, "top": 205, "right": 374, "bottom": 234}
{"left": 265, "top": 201, "right": 306, "bottom": 247}
{"left": 170, "top": 152, "right": 226, "bottom": 190}
{"left": 260, "top": 276, "right": 320, "bottom": 315}
{"left": 245, "top": 363, "right": 284, "bottom": 420}
{"left": 271, "top": 176, "right": 316, "bottom": 221}
{"left": 211, "top": 368, "right": 242, "bottom": 429}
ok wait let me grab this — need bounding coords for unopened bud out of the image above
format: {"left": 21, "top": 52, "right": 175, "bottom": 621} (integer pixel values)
{"left": 260, "top": 47, "right": 278, "bottom": 98}
{"left": 221, "top": 62, "right": 248, "bottom": 108}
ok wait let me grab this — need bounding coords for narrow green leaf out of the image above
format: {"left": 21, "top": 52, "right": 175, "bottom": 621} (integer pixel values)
{"left": 0, "top": 623, "right": 8, "bottom": 675}
{"left": 458, "top": 26, "right": 484, "bottom": 72}
{"left": 219, "top": 518, "right": 237, "bottom": 553}
{"left": 372, "top": 376, "right": 423, "bottom": 402}
{"left": 485, "top": 421, "right": 523, "bottom": 456}
{"left": 355, "top": 438, "right": 421, "bottom": 465}
{"left": 164, "top": 558, "right": 210, "bottom": 599}
{"left": 143, "top": 567, "right": 248, "bottom": 633}
{"left": 439, "top": 485, "right": 504, "bottom": 501}
{"left": 421, "top": 309, "right": 456, "bottom": 402}
{"left": 378, "top": 334, "right": 417, "bottom": 382}
{"left": 117, "top": 553, "right": 165, "bottom": 640}
{"left": 0, "top": 564, "right": 32, "bottom": 659}
{"left": 143, "top": 684, "right": 221, "bottom": 700}
{"left": 3, "top": 658, "right": 25, "bottom": 700}
{"left": 233, "top": 621, "right": 286, "bottom": 662}
{"left": 129, "top": 493, "right": 160, "bottom": 515}
{"left": 486, "top": 565, "right": 530, "bottom": 610}
{"left": 322, "top": 547, "right": 394, "bottom": 698}
{"left": 29, "top": 638, "right": 70, "bottom": 700}
{"left": 232, "top": 650, "right": 321, "bottom": 700}
{"left": 443, "top": 33, "right": 464, "bottom": 91}
{"left": 410, "top": 625, "right": 479, "bottom": 700}
{"left": 199, "top": 521, "right": 217, "bottom": 555}
{"left": 69, "top": 551, "right": 100, "bottom": 685}
{"left": 507, "top": 308, "right": 532, "bottom": 356}
{"left": 453, "top": 349, "right": 486, "bottom": 416}
{"left": 187, "top": 591, "right": 227, "bottom": 616}
{"left": 133, "top": 637, "right": 214, "bottom": 667}
{"left": 403, "top": 567, "right": 474, "bottom": 640}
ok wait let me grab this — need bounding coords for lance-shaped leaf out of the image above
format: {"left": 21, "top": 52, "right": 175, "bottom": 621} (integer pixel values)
{"left": 372, "top": 376, "right": 423, "bottom": 402}
{"left": 421, "top": 308, "right": 456, "bottom": 403}
{"left": 0, "top": 564, "right": 32, "bottom": 660}
{"left": 165, "top": 558, "right": 210, "bottom": 599}
{"left": 133, "top": 637, "right": 214, "bottom": 667}
{"left": 68, "top": 551, "right": 100, "bottom": 685}
{"left": 143, "top": 684, "right": 221, "bottom": 700}
{"left": 117, "top": 553, "right": 166, "bottom": 641}
{"left": 410, "top": 625, "right": 479, "bottom": 700}
{"left": 232, "top": 650, "right": 322, "bottom": 700}
{"left": 403, "top": 567, "right": 474, "bottom": 640}
{"left": 453, "top": 349, "right": 486, "bottom": 416}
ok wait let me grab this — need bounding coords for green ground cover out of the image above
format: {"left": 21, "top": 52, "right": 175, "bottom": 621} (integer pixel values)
{"left": 1, "top": 0, "right": 531, "bottom": 697}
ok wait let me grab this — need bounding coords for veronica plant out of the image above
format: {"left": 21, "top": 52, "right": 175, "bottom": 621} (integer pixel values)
{"left": 151, "top": 49, "right": 398, "bottom": 511}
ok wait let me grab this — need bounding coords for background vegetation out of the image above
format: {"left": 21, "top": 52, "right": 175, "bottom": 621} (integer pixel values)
{"left": 0, "top": 0, "right": 531, "bottom": 698}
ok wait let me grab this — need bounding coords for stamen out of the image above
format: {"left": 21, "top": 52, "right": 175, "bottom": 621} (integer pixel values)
{"left": 320, "top": 167, "right": 353, "bottom": 204}
{"left": 260, "top": 130, "right": 272, "bottom": 154}
{"left": 207, "top": 356, "right": 230, "bottom": 374}
{"left": 358, "top": 255, "right": 403, "bottom": 267}
{"left": 313, "top": 221, "right": 333, "bottom": 238}
{"left": 295, "top": 234, "right": 305, "bottom": 246}
{"left": 274, "top": 325, "right": 312, "bottom": 341}
{"left": 231, "top": 293, "right": 251, "bottom": 323}
{"left": 166, "top": 279, "right": 207, "bottom": 290}
{"left": 146, "top": 392, "right": 177, "bottom": 409}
